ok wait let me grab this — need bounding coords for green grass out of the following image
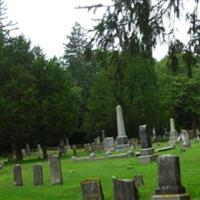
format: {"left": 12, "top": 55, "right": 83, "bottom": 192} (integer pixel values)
{"left": 0, "top": 142, "right": 200, "bottom": 200}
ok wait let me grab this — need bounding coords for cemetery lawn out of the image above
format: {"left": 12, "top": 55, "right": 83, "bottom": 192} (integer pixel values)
{"left": 0, "top": 142, "right": 200, "bottom": 200}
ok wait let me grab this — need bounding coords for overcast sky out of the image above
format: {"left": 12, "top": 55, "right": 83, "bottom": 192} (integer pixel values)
{"left": 4, "top": 0, "right": 194, "bottom": 60}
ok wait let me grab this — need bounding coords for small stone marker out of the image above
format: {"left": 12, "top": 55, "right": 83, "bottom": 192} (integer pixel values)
{"left": 49, "top": 155, "right": 63, "bottom": 185}
{"left": 13, "top": 164, "right": 23, "bottom": 186}
{"left": 112, "top": 177, "right": 139, "bottom": 200}
{"left": 80, "top": 179, "right": 104, "bottom": 200}
{"left": 152, "top": 155, "right": 191, "bottom": 200}
{"left": 134, "top": 175, "right": 144, "bottom": 188}
{"left": 33, "top": 163, "right": 43, "bottom": 186}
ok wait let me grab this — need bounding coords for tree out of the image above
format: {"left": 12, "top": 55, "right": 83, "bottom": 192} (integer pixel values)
{"left": 31, "top": 51, "right": 81, "bottom": 159}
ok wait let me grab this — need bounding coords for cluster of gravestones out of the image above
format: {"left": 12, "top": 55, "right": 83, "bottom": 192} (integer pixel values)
{"left": 13, "top": 155, "right": 63, "bottom": 186}
{"left": 81, "top": 155, "right": 191, "bottom": 200}
{"left": 12, "top": 153, "right": 191, "bottom": 199}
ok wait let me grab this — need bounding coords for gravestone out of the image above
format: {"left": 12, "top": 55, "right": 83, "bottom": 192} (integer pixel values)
{"left": 152, "top": 128, "right": 156, "bottom": 142}
{"left": 152, "top": 155, "right": 190, "bottom": 200}
{"left": 179, "top": 130, "right": 191, "bottom": 148}
{"left": 101, "top": 130, "right": 105, "bottom": 142}
{"left": 103, "top": 137, "right": 115, "bottom": 151}
{"left": 116, "top": 105, "right": 130, "bottom": 150}
{"left": 33, "top": 163, "right": 43, "bottom": 186}
{"left": 113, "top": 177, "right": 139, "bottom": 200}
{"left": 169, "top": 118, "right": 178, "bottom": 147}
{"left": 25, "top": 143, "right": 31, "bottom": 155}
{"left": 49, "top": 155, "right": 63, "bottom": 185}
{"left": 81, "top": 179, "right": 104, "bottom": 200}
{"left": 138, "top": 124, "right": 158, "bottom": 164}
{"left": 59, "top": 139, "right": 66, "bottom": 156}
{"left": 13, "top": 164, "right": 23, "bottom": 186}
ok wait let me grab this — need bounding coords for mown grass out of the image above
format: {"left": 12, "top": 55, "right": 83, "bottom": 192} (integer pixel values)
{"left": 0, "top": 142, "right": 199, "bottom": 200}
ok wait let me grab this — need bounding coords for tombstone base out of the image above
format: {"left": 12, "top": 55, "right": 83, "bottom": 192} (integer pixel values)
{"left": 140, "top": 147, "right": 155, "bottom": 156}
{"left": 138, "top": 154, "right": 158, "bottom": 164}
{"left": 152, "top": 193, "right": 190, "bottom": 200}
{"left": 115, "top": 144, "right": 130, "bottom": 151}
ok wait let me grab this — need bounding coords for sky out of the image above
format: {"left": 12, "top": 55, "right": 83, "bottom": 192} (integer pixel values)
{"left": 4, "top": 0, "right": 194, "bottom": 60}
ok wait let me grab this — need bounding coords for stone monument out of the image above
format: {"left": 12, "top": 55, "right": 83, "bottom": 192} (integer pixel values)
{"left": 138, "top": 124, "right": 158, "bottom": 164}
{"left": 13, "top": 164, "right": 23, "bottom": 186}
{"left": 33, "top": 163, "right": 43, "bottom": 186}
{"left": 80, "top": 179, "right": 104, "bottom": 200}
{"left": 169, "top": 118, "right": 178, "bottom": 147}
{"left": 116, "top": 105, "right": 130, "bottom": 150}
{"left": 179, "top": 130, "right": 191, "bottom": 149}
{"left": 112, "top": 177, "right": 139, "bottom": 200}
{"left": 152, "top": 155, "right": 190, "bottom": 200}
{"left": 49, "top": 155, "right": 63, "bottom": 185}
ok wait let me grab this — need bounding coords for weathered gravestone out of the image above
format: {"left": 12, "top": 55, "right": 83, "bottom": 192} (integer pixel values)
{"left": 113, "top": 177, "right": 139, "bottom": 200}
{"left": 116, "top": 105, "right": 130, "bottom": 150}
{"left": 81, "top": 179, "right": 104, "bottom": 200}
{"left": 59, "top": 139, "right": 66, "bottom": 156}
{"left": 13, "top": 164, "right": 23, "bottom": 186}
{"left": 33, "top": 163, "right": 43, "bottom": 186}
{"left": 179, "top": 130, "right": 191, "bottom": 149}
{"left": 169, "top": 118, "right": 178, "bottom": 147}
{"left": 138, "top": 124, "right": 158, "bottom": 164}
{"left": 49, "top": 155, "right": 63, "bottom": 185}
{"left": 103, "top": 137, "right": 115, "bottom": 151}
{"left": 152, "top": 155, "right": 190, "bottom": 200}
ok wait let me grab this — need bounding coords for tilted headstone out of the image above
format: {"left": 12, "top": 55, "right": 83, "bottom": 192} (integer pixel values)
{"left": 138, "top": 124, "right": 157, "bottom": 164}
{"left": 112, "top": 177, "right": 139, "bottom": 200}
{"left": 33, "top": 163, "right": 43, "bottom": 186}
{"left": 13, "top": 164, "right": 23, "bottom": 186}
{"left": 169, "top": 118, "right": 178, "bottom": 146}
{"left": 80, "top": 179, "right": 104, "bottom": 200}
{"left": 152, "top": 155, "right": 190, "bottom": 200}
{"left": 116, "top": 105, "right": 130, "bottom": 150}
{"left": 49, "top": 155, "right": 63, "bottom": 185}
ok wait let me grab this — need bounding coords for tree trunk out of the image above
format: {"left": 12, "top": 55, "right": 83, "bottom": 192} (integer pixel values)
{"left": 191, "top": 113, "right": 197, "bottom": 130}
{"left": 41, "top": 145, "right": 48, "bottom": 160}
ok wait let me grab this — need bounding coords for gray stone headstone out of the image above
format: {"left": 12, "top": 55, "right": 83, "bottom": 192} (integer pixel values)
{"left": 59, "top": 139, "right": 66, "bottom": 156}
{"left": 103, "top": 137, "right": 115, "bottom": 150}
{"left": 180, "top": 130, "right": 191, "bottom": 148}
{"left": 152, "top": 155, "right": 190, "bottom": 200}
{"left": 113, "top": 177, "right": 139, "bottom": 200}
{"left": 33, "top": 163, "right": 43, "bottom": 186}
{"left": 139, "top": 124, "right": 152, "bottom": 149}
{"left": 169, "top": 118, "right": 178, "bottom": 146}
{"left": 49, "top": 155, "right": 63, "bottom": 185}
{"left": 13, "top": 164, "right": 23, "bottom": 186}
{"left": 116, "top": 105, "right": 129, "bottom": 150}
{"left": 81, "top": 179, "right": 104, "bottom": 200}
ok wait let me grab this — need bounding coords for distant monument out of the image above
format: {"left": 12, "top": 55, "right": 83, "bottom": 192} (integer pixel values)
{"left": 116, "top": 105, "right": 130, "bottom": 151}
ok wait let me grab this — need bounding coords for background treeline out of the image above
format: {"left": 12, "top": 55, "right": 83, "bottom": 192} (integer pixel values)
{"left": 0, "top": 0, "right": 200, "bottom": 160}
